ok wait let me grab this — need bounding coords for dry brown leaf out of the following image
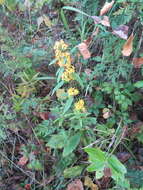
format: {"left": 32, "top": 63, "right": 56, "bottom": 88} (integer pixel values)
{"left": 67, "top": 179, "right": 84, "bottom": 190}
{"left": 43, "top": 15, "right": 52, "bottom": 28}
{"left": 122, "top": 33, "right": 134, "bottom": 56}
{"left": 84, "top": 176, "right": 98, "bottom": 190}
{"left": 18, "top": 156, "right": 28, "bottom": 166}
{"left": 91, "top": 16, "right": 102, "bottom": 24}
{"left": 100, "top": 16, "right": 110, "bottom": 27}
{"left": 100, "top": 1, "right": 115, "bottom": 16}
{"left": 112, "top": 25, "right": 129, "bottom": 40}
{"left": 91, "top": 16, "right": 110, "bottom": 27}
{"left": 56, "top": 89, "right": 66, "bottom": 100}
{"left": 132, "top": 58, "right": 143, "bottom": 68}
{"left": 78, "top": 42, "right": 91, "bottom": 60}
{"left": 92, "top": 28, "right": 99, "bottom": 36}
{"left": 102, "top": 108, "right": 111, "bottom": 119}
{"left": 33, "top": 111, "right": 56, "bottom": 120}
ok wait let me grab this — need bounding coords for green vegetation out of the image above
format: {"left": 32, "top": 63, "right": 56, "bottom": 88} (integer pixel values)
{"left": 0, "top": 0, "right": 143, "bottom": 189}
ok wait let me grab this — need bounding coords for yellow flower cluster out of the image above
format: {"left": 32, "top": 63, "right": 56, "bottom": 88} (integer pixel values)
{"left": 74, "top": 99, "right": 86, "bottom": 112}
{"left": 62, "top": 66, "right": 75, "bottom": 82}
{"left": 68, "top": 87, "right": 79, "bottom": 96}
{"left": 54, "top": 40, "right": 75, "bottom": 82}
{"left": 54, "top": 40, "right": 86, "bottom": 112}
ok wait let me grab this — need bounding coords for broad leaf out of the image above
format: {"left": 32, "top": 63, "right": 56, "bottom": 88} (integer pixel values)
{"left": 64, "top": 165, "right": 84, "bottom": 178}
{"left": 134, "top": 81, "right": 143, "bottom": 88}
{"left": 108, "top": 155, "right": 127, "bottom": 175}
{"left": 87, "top": 162, "right": 105, "bottom": 172}
{"left": 47, "top": 131, "right": 67, "bottom": 149}
{"left": 63, "top": 132, "right": 81, "bottom": 157}
{"left": 85, "top": 148, "right": 106, "bottom": 162}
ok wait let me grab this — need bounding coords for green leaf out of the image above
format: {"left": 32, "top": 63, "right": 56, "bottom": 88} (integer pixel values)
{"left": 57, "top": 67, "right": 64, "bottom": 83}
{"left": 73, "top": 73, "right": 84, "bottom": 89}
{"left": 52, "top": 81, "right": 64, "bottom": 95}
{"left": 63, "top": 6, "right": 90, "bottom": 17}
{"left": 87, "top": 162, "right": 105, "bottom": 172}
{"left": 63, "top": 132, "right": 81, "bottom": 157}
{"left": 84, "top": 148, "right": 106, "bottom": 162}
{"left": 37, "top": 76, "right": 55, "bottom": 80}
{"left": 63, "top": 97, "right": 74, "bottom": 114}
{"left": 96, "top": 170, "right": 104, "bottom": 179}
{"left": 27, "top": 159, "right": 43, "bottom": 171}
{"left": 108, "top": 155, "right": 127, "bottom": 175}
{"left": 60, "top": 9, "right": 70, "bottom": 32}
{"left": 64, "top": 165, "right": 84, "bottom": 178}
{"left": 47, "top": 131, "right": 67, "bottom": 149}
{"left": 5, "top": 0, "right": 17, "bottom": 11}
{"left": 134, "top": 81, "right": 143, "bottom": 88}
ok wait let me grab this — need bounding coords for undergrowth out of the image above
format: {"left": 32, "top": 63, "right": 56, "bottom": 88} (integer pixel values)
{"left": 0, "top": 0, "right": 143, "bottom": 189}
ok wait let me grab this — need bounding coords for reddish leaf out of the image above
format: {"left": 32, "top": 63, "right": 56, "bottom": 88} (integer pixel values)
{"left": 129, "top": 122, "right": 143, "bottom": 136}
{"left": 103, "top": 168, "right": 112, "bottom": 177}
{"left": 25, "top": 184, "right": 31, "bottom": 190}
{"left": 122, "top": 33, "right": 134, "bottom": 56}
{"left": 112, "top": 25, "right": 129, "bottom": 40}
{"left": 132, "top": 58, "right": 143, "bottom": 68}
{"left": 78, "top": 42, "right": 91, "bottom": 60}
{"left": 91, "top": 16, "right": 102, "bottom": 24}
{"left": 91, "top": 16, "right": 110, "bottom": 27}
{"left": 33, "top": 111, "right": 56, "bottom": 120}
{"left": 100, "top": 1, "right": 115, "bottom": 16}
{"left": 83, "top": 37, "right": 93, "bottom": 47}
{"left": 67, "top": 179, "right": 84, "bottom": 190}
{"left": 100, "top": 16, "right": 110, "bottom": 27}
{"left": 18, "top": 156, "right": 28, "bottom": 166}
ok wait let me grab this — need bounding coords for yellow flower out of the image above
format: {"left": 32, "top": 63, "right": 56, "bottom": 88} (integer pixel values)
{"left": 62, "top": 71, "right": 74, "bottom": 82}
{"left": 54, "top": 40, "right": 68, "bottom": 51}
{"left": 54, "top": 40, "right": 72, "bottom": 67}
{"left": 0, "top": 0, "right": 5, "bottom": 5}
{"left": 62, "top": 65, "right": 75, "bottom": 82}
{"left": 74, "top": 99, "right": 86, "bottom": 112}
{"left": 68, "top": 88, "right": 79, "bottom": 96}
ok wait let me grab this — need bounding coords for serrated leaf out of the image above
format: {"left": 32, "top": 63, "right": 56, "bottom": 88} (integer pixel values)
{"left": 63, "top": 133, "right": 81, "bottom": 157}
{"left": 47, "top": 132, "right": 67, "bottom": 149}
